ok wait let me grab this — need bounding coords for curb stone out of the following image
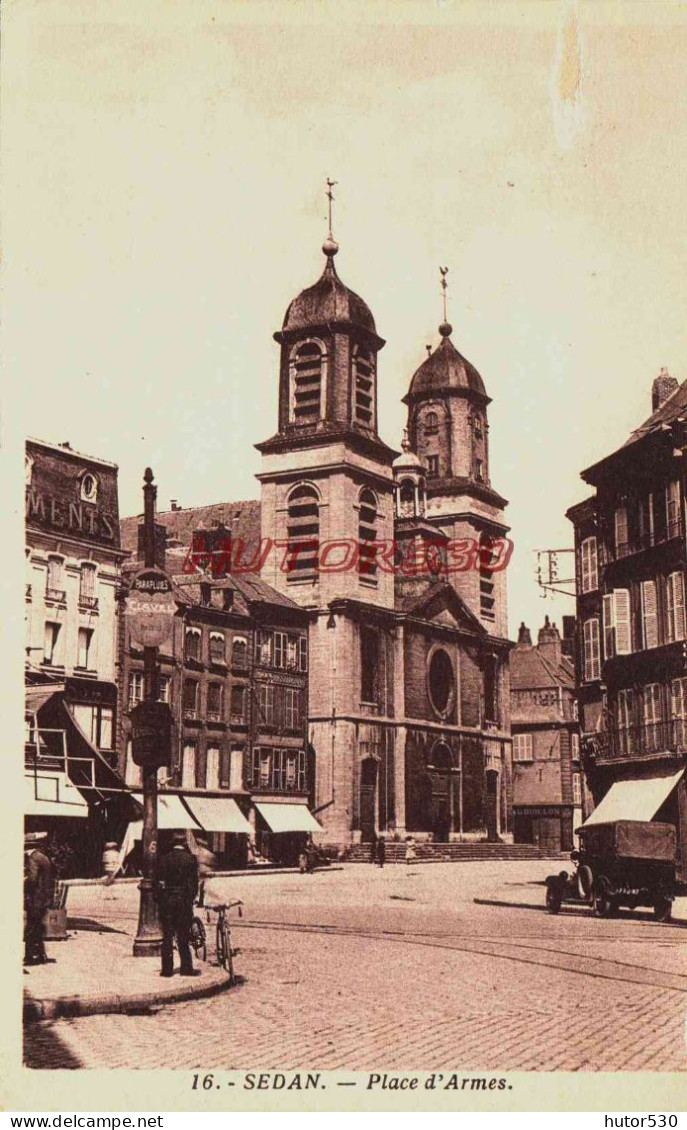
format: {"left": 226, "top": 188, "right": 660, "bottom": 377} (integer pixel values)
{"left": 24, "top": 968, "right": 234, "bottom": 1023}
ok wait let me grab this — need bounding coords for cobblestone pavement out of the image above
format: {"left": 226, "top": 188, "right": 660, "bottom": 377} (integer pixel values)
{"left": 24, "top": 861, "right": 687, "bottom": 1072}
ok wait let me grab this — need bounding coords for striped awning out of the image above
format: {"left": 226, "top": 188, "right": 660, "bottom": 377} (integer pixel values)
{"left": 184, "top": 795, "right": 251, "bottom": 834}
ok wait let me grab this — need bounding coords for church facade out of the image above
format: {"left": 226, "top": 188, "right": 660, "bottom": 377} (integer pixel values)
{"left": 255, "top": 233, "right": 514, "bottom": 846}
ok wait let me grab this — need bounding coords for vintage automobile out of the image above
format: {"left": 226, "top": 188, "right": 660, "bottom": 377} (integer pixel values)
{"left": 545, "top": 820, "right": 679, "bottom": 922}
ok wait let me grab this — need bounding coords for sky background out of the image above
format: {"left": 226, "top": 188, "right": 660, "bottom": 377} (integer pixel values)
{"left": 6, "top": 0, "right": 687, "bottom": 637}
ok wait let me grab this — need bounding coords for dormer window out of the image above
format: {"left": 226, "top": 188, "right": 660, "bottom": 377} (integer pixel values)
{"left": 352, "top": 344, "right": 375, "bottom": 429}
{"left": 80, "top": 472, "right": 98, "bottom": 503}
{"left": 290, "top": 340, "right": 325, "bottom": 425}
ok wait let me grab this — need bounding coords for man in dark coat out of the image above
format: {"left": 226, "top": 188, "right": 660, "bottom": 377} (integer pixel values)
{"left": 376, "top": 832, "right": 386, "bottom": 868}
{"left": 157, "top": 831, "right": 200, "bottom": 978}
{"left": 24, "top": 832, "right": 55, "bottom": 966}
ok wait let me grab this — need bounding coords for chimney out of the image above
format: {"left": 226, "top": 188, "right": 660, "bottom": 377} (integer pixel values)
{"left": 516, "top": 622, "right": 532, "bottom": 647}
{"left": 137, "top": 521, "right": 167, "bottom": 569}
{"left": 537, "top": 615, "right": 562, "bottom": 666}
{"left": 652, "top": 367, "right": 678, "bottom": 412}
{"left": 170, "top": 500, "right": 181, "bottom": 512}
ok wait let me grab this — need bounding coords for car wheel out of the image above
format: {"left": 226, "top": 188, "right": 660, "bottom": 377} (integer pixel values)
{"left": 577, "top": 864, "right": 593, "bottom": 904}
{"left": 593, "top": 880, "right": 614, "bottom": 918}
{"left": 653, "top": 897, "right": 672, "bottom": 923}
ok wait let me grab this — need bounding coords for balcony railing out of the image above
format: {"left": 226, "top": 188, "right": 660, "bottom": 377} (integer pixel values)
{"left": 582, "top": 718, "right": 687, "bottom": 761}
{"left": 606, "top": 518, "right": 683, "bottom": 563}
{"left": 45, "top": 587, "right": 67, "bottom": 604}
{"left": 79, "top": 595, "right": 99, "bottom": 611}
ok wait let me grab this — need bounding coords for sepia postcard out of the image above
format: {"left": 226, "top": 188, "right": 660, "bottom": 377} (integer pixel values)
{"left": 3, "top": 0, "right": 687, "bottom": 1115}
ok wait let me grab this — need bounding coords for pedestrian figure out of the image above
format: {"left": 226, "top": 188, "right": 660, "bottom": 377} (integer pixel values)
{"left": 157, "top": 831, "right": 200, "bottom": 978}
{"left": 405, "top": 836, "right": 417, "bottom": 864}
{"left": 376, "top": 832, "right": 386, "bottom": 868}
{"left": 369, "top": 830, "right": 377, "bottom": 865}
{"left": 24, "top": 831, "right": 55, "bottom": 966}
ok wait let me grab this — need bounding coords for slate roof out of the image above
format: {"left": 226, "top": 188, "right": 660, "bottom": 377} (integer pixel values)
{"left": 405, "top": 333, "right": 487, "bottom": 401}
{"left": 510, "top": 643, "right": 574, "bottom": 691}
{"left": 280, "top": 255, "right": 376, "bottom": 336}
{"left": 120, "top": 498, "right": 301, "bottom": 612}
{"left": 120, "top": 499, "right": 261, "bottom": 556}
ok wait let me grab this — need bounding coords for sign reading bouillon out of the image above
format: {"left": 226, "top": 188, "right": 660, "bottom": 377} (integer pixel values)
{"left": 124, "top": 568, "right": 178, "bottom": 649}
{"left": 130, "top": 699, "right": 173, "bottom": 768}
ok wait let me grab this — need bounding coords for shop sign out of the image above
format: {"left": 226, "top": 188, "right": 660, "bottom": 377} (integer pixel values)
{"left": 124, "top": 568, "right": 177, "bottom": 648}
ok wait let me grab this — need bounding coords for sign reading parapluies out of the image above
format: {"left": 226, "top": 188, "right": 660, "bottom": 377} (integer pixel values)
{"left": 124, "top": 568, "right": 177, "bottom": 649}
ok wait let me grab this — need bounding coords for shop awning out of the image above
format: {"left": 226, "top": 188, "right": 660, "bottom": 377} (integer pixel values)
{"left": 25, "top": 770, "right": 89, "bottom": 818}
{"left": 580, "top": 769, "right": 684, "bottom": 828}
{"left": 254, "top": 801, "right": 323, "bottom": 834}
{"left": 184, "top": 796, "right": 252, "bottom": 835}
{"left": 25, "top": 685, "right": 65, "bottom": 717}
{"left": 132, "top": 793, "right": 203, "bottom": 830}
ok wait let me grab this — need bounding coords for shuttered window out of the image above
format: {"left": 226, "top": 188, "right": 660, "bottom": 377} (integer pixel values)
{"left": 602, "top": 594, "right": 614, "bottom": 659}
{"left": 641, "top": 580, "right": 659, "bottom": 649}
{"left": 617, "top": 688, "right": 635, "bottom": 755}
{"left": 643, "top": 683, "right": 662, "bottom": 751}
{"left": 667, "top": 480, "right": 681, "bottom": 538}
{"left": 614, "top": 506, "right": 629, "bottom": 558}
{"left": 666, "top": 572, "right": 686, "bottom": 642}
{"left": 513, "top": 734, "right": 533, "bottom": 762}
{"left": 614, "top": 589, "right": 631, "bottom": 654}
{"left": 671, "top": 677, "right": 687, "bottom": 747}
{"left": 580, "top": 537, "right": 598, "bottom": 593}
{"left": 583, "top": 618, "right": 601, "bottom": 682}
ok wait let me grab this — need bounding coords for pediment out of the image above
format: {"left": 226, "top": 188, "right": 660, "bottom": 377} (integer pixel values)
{"left": 403, "top": 581, "right": 487, "bottom": 635}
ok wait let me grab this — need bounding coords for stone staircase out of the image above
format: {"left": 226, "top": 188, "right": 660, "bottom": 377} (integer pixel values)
{"left": 342, "top": 841, "right": 568, "bottom": 864}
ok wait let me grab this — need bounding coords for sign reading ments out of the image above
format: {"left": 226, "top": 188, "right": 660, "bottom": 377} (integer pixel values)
{"left": 124, "top": 568, "right": 177, "bottom": 649}
{"left": 130, "top": 700, "right": 173, "bottom": 768}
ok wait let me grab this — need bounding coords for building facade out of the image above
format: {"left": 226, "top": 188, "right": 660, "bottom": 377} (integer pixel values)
{"left": 254, "top": 236, "right": 513, "bottom": 846}
{"left": 117, "top": 518, "right": 314, "bottom": 865}
{"left": 510, "top": 617, "right": 583, "bottom": 852}
{"left": 567, "top": 369, "right": 687, "bottom": 879}
{"left": 25, "top": 438, "right": 130, "bottom": 875}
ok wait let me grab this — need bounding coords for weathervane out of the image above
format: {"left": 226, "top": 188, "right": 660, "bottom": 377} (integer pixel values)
{"left": 439, "top": 266, "right": 449, "bottom": 323}
{"left": 326, "top": 178, "right": 338, "bottom": 240}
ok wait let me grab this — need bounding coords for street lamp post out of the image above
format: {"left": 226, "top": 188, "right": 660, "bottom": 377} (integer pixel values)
{"left": 133, "top": 468, "right": 163, "bottom": 956}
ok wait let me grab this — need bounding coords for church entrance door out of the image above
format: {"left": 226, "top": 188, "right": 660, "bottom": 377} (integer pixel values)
{"left": 360, "top": 757, "right": 378, "bottom": 843}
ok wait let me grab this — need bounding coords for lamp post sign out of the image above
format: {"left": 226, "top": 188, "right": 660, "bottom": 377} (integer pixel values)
{"left": 129, "top": 468, "right": 177, "bottom": 958}
{"left": 125, "top": 568, "right": 177, "bottom": 650}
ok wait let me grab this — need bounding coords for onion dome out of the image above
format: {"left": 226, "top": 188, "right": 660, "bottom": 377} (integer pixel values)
{"left": 392, "top": 429, "right": 425, "bottom": 473}
{"left": 405, "top": 322, "right": 487, "bottom": 401}
{"left": 279, "top": 240, "right": 377, "bottom": 337}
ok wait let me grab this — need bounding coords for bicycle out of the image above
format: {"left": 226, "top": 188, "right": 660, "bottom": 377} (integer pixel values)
{"left": 205, "top": 899, "right": 243, "bottom": 984}
{"left": 189, "top": 912, "right": 207, "bottom": 963}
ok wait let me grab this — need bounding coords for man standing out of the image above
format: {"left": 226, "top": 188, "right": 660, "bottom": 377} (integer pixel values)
{"left": 376, "top": 831, "right": 386, "bottom": 868}
{"left": 24, "top": 832, "right": 55, "bottom": 966}
{"left": 157, "top": 831, "right": 200, "bottom": 978}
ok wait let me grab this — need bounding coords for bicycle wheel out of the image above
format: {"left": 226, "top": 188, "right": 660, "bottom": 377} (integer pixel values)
{"left": 190, "top": 916, "right": 207, "bottom": 963}
{"left": 215, "top": 916, "right": 228, "bottom": 972}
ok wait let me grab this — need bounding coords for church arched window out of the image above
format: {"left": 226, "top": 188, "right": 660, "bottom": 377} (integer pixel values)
{"left": 399, "top": 478, "right": 415, "bottom": 518}
{"left": 358, "top": 488, "right": 378, "bottom": 579}
{"left": 424, "top": 410, "right": 439, "bottom": 435}
{"left": 352, "top": 344, "right": 375, "bottom": 429}
{"left": 290, "top": 340, "right": 325, "bottom": 425}
{"left": 286, "top": 484, "right": 320, "bottom": 577}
